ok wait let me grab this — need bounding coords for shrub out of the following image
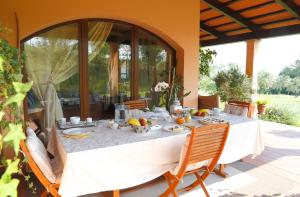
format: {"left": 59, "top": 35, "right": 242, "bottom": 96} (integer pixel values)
{"left": 214, "top": 66, "right": 252, "bottom": 102}
{"left": 260, "top": 106, "right": 296, "bottom": 125}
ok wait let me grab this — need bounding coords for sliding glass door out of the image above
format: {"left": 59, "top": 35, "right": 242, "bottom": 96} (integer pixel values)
{"left": 23, "top": 19, "right": 175, "bottom": 127}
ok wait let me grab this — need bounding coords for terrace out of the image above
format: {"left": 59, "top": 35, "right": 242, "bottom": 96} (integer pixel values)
{"left": 0, "top": 0, "right": 300, "bottom": 196}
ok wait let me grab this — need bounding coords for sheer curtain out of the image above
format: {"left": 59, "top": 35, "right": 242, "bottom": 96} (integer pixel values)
{"left": 25, "top": 22, "right": 113, "bottom": 129}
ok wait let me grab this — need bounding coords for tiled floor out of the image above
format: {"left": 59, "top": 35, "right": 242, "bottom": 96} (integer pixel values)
{"left": 26, "top": 121, "right": 300, "bottom": 197}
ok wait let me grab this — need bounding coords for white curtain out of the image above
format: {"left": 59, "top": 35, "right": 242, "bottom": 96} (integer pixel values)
{"left": 25, "top": 22, "right": 113, "bottom": 129}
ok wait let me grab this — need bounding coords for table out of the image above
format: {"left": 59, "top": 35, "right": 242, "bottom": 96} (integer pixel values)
{"left": 47, "top": 113, "right": 264, "bottom": 197}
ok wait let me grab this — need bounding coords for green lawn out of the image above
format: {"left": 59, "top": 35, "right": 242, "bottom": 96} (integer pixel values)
{"left": 259, "top": 94, "right": 300, "bottom": 127}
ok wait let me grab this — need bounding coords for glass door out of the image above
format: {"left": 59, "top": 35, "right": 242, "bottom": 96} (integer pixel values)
{"left": 87, "top": 22, "right": 132, "bottom": 119}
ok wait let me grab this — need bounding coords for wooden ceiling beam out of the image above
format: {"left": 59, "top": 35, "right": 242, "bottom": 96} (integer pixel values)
{"left": 200, "top": 22, "right": 227, "bottom": 38}
{"left": 275, "top": 0, "right": 300, "bottom": 19}
{"left": 201, "top": 24, "right": 300, "bottom": 46}
{"left": 202, "top": 0, "right": 262, "bottom": 31}
{"left": 237, "top": 1, "right": 275, "bottom": 13}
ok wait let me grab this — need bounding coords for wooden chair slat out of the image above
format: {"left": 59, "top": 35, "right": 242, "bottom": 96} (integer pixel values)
{"left": 123, "top": 100, "right": 148, "bottom": 109}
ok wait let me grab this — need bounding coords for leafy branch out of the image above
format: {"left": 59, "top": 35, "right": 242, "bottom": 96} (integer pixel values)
{"left": 0, "top": 31, "right": 32, "bottom": 196}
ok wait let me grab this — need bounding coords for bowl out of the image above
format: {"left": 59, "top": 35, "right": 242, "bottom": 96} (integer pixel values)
{"left": 133, "top": 125, "right": 150, "bottom": 133}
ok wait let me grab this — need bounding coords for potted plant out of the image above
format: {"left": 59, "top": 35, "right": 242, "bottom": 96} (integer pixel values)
{"left": 256, "top": 99, "right": 269, "bottom": 114}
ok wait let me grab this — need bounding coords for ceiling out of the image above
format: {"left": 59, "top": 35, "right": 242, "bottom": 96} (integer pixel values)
{"left": 200, "top": 0, "right": 300, "bottom": 46}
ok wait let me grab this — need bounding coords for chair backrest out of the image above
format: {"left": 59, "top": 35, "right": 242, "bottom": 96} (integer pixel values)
{"left": 177, "top": 123, "right": 230, "bottom": 179}
{"left": 228, "top": 101, "right": 254, "bottom": 118}
{"left": 20, "top": 140, "right": 59, "bottom": 196}
{"left": 198, "top": 95, "right": 220, "bottom": 109}
{"left": 123, "top": 99, "right": 148, "bottom": 109}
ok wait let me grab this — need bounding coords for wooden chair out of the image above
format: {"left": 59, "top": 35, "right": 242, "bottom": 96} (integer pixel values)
{"left": 198, "top": 95, "right": 220, "bottom": 109}
{"left": 160, "top": 123, "right": 230, "bottom": 197}
{"left": 20, "top": 140, "right": 60, "bottom": 197}
{"left": 228, "top": 101, "right": 255, "bottom": 118}
{"left": 123, "top": 99, "right": 148, "bottom": 109}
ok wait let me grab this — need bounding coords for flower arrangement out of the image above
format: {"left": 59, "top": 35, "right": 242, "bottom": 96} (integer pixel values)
{"left": 152, "top": 81, "right": 169, "bottom": 107}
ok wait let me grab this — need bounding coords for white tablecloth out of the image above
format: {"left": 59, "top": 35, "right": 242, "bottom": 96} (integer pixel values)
{"left": 48, "top": 114, "right": 264, "bottom": 197}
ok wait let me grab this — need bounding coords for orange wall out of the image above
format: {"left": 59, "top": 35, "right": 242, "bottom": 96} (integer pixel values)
{"left": 0, "top": 0, "right": 200, "bottom": 107}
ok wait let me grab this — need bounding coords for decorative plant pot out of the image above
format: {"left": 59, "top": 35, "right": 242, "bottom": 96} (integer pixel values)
{"left": 257, "top": 104, "right": 266, "bottom": 114}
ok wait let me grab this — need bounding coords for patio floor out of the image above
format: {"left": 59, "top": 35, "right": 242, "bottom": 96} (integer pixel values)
{"left": 26, "top": 121, "right": 300, "bottom": 197}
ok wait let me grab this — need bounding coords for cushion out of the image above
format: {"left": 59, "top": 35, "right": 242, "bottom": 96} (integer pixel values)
{"left": 26, "top": 128, "right": 57, "bottom": 183}
{"left": 171, "top": 135, "right": 210, "bottom": 175}
{"left": 224, "top": 104, "right": 248, "bottom": 117}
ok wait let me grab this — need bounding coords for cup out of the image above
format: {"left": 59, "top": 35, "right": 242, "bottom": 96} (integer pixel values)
{"left": 70, "top": 116, "right": 80, "bottom": 124}
{"left": 213, "top": 108, "right": 221, "bottom": 116}
{"left": 60, "top": 117, "right": 66, "bottom": 125}
{"left": 86, "top": 117, "right": 92, "bottom": 123}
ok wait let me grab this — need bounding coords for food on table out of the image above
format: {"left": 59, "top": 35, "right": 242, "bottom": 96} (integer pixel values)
{"left": 185, "top": 114, "right": 192, "bottom": 122}
{"left": 139, "top": 117, "right": 148, "bottom": 126}
{"left": 128, "top": 118, "right": 141, "bottom": 126}
{"left": 172, "top": 126, "right": 184, "bottom": 132}
{"left": 194, "top": 109, "right": 209, "bottom": 117}
{"left": 176, "top": 117, "right": 185, "bottom": 125}
{"left": 190, "top": 109, "right": 198, "bottom": 115}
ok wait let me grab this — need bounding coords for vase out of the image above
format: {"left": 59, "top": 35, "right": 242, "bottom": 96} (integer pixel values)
{"left": 257, "top": 104, "right": 266, "bottom": 114}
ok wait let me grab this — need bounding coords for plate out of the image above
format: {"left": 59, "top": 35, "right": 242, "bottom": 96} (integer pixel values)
{"left": 62, "top": 128, "right": 90, "bottom": 136}
{"left": 150, "top": 124, "right": 162, "bottom": 130}
{"left": 163, "top": 125, "right": 184, "bottom": 132}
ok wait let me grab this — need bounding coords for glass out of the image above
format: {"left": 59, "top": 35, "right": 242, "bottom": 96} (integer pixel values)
{"left": 114, "top": 104, "right": 129, "bottom": 123}
{"left": 137, "top": 29, "right": 174, "bottom": 106}
{"left": 88, "top": 22, "right": 132, "bottom": 119}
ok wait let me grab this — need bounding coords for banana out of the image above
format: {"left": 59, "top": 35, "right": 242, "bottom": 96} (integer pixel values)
{"left": 128, "top": 118, "right": 141, "bottom": 126}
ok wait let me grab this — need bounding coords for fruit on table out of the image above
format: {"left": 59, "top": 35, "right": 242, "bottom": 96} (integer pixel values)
{"left": 139, "top": 117, "right": 148, "bottom": 126}
{"left": 190, "top": 109, "right": 197, "bottom": 115}
{"left": 195, "top": 109, "right": 209, "bottom": 117}
{"left": 128, "top": 118, "right": 141, "bottom": 126}
{"left": 176, "top": 117, "right": 185, "bottom": 125}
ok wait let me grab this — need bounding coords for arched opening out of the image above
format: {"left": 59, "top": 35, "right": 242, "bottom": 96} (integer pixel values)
{"left": 22, "top": 19, "right": 176, "bottom": 129}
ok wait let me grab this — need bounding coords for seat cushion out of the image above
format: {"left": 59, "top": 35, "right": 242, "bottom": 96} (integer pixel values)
{"left": 26, "top": 127, "right": 57, "bottom": 183}
{"left": 224, "top": 104, "right": 248, "bottom": 117}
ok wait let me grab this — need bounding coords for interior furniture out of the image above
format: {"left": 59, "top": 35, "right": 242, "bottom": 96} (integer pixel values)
{"left": 123, "top": 99, "right": 148, "bottom": 109}
{"left": 20, "top": 140, "right": 61, "bottom": 197}
{"left": 47, "top": 113, "right": 263, "bottom": 196}
{"left": 198, "top": 95, "right": 220, "bottom": 109}
{"left": 160, "top": 123, "right": 230, "bottom": 197}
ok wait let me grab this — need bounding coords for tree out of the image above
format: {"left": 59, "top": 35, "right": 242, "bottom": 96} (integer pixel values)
{"left": 257, "top": 70, "right": 274, "bottom": 94}
{"left": 279, "top": 60, "right": 300, "bottom": 79}
{"left": 199, "top": 48, "right": 217, "bottom": 76}
{"left": 214, "top": 66, "right": 252, "bottom": 102}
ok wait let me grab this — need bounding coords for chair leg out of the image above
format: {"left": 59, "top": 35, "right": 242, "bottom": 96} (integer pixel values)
{"left": 195, "top": 172, "right": 210, "bottom": 197}
{"left": 160, "top": 172, "right": 179, "bottom": 197}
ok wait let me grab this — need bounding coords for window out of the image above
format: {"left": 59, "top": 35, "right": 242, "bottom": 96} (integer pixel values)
{"left": 23, "top": 19, "right": 175, "bottom": 127}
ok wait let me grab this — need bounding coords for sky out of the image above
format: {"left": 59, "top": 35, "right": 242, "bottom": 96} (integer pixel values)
{"left": 205, "top": 34, "right": 300, "bottom": 76}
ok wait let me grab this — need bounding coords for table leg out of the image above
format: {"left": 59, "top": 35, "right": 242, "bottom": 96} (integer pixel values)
{"left": 113, "top": 190, "right": 120, "bottom": 197}
{"left": 214, "top": 164, "right": 228, "bottom": 178}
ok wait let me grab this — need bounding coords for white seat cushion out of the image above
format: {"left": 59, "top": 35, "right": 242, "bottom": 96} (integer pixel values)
{"left": 171, "top": 135, "right": 210, "bottom": 175}
{"left": 224, "top": 104, "right": 248, "bottom": 117}
{"left": 26, "top": 127, "right": 57, "bottom": 183}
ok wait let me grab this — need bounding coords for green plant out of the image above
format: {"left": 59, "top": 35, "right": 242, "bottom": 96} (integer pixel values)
{"left": 260, "top": 106, "right": 296, "bottom": 125}
{"left": 199, "top": 48, "right": 217, "bottom": 76}
{"left": 256, "top": 98, "right": 269, "bottom": 105}
{"left": 214, "top": 66, "right": 252, "bottom": 102}
{"left": 167, "top": 66, "right": 191, "bottom": 110}
{"left": 0, "top": 34, "right": 33, "bottom": 195}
